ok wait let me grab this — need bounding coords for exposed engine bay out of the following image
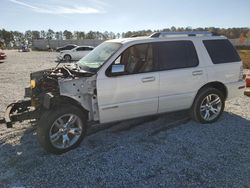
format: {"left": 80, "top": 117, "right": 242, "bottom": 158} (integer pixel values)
{"left": 0, "top": 63, "right": 99, "bottom": 127}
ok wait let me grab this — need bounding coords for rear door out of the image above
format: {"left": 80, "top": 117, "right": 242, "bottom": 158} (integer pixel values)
{"left": 157, "top": 40, "right": 207, "bottom": 113}
{"left": 97, "top": 43, "right": 159, "bottom": 123}
{"left": 75, "top": 47, "right": 85, "bottom": 59}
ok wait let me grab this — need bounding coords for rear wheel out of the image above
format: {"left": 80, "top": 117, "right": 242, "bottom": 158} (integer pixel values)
{"left": 191, "top": 88, "right": 225, "bottom": 124}
{"left": 64, "top": 54, "right": 71, "bottom": 62}
{"left": 37, "top": 104, "right": 87, "bottom": 154}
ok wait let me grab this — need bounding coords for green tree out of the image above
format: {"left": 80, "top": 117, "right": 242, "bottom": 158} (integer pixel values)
{"left": 12, "top": 31, "right": 24, "bottom": 47}
{"left": 63, "top": 30, "right": 73, "bottom": 39}
{"left": 46, "top": 29, "right": 55, "bottom": 40}
{"left": 171, "top": 26, "right": 176, "bottom": 32}
{"left": 32, "top": 30, "right": 40, "bottom": 39}
{"left": 40, "top": 30, "right": 46, "bottom": 39}
{"left": 0, "top": 29, "right": 14, "bottom": 47}
{"left": 25, "top": 30, "right": 32, "bottom": 44}
{"left": 116, "top": 33, "right": 121, "bottom": 39}
{"left": 86, "top": 31, "right": 95, "bottom": 39}
{"left": 79, "top": 32, "right": 86, "bottom": 39}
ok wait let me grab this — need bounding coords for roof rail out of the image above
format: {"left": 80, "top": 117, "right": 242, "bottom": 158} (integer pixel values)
{"left": 150, "top": 31, "right": 215, "bottom": 38}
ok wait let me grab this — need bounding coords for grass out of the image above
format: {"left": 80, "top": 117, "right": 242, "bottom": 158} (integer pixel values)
{"left": 238, "top": 50, "right": 250, "bottom": 68}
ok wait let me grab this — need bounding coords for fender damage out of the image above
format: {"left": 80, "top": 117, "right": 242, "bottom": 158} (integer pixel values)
{"left": 0, "top": 64, "right": 99, "bottom": 128}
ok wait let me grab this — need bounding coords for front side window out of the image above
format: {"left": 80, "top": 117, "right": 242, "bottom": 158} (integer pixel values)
{"left": 109, "top": 43, "right": 155, "bottom": 75}
{"left": 157, "top": 41, "right": 199, "bottom": 70}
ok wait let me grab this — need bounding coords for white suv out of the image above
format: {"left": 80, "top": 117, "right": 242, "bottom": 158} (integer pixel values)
{"left": 2, "top": 32, "right": 244, "bottom": 154}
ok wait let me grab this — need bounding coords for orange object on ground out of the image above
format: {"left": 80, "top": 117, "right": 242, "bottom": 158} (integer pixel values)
{"left": 246, "top": 69, "right": 250, "bottom": 87}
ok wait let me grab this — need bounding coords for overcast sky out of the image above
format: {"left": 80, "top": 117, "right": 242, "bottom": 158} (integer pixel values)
{"left": 1, "top": 0, "right": 250, "bottom": 33}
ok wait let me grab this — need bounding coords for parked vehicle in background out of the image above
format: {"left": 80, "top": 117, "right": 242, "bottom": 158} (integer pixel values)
{"left": 0, "top": 32, "right": 245, "bottom": 154}
{"left": 56, "top": 44, "right": 77, "bottom": 52}
{"left": 19, "top": 45, "right": 30, "bottom": 52}
{"left": 0, "top": 50, "right": 7, "bottom": 62}
{"left": 57, "top": 46, "right": 94, "bottom": 61}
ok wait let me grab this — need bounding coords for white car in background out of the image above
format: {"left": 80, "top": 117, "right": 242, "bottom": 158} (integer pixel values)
{"left": 57, "top": 46, "right": 94, "bottom": 61}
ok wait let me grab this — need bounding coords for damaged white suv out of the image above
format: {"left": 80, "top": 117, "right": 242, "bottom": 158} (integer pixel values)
{"left": 1, "top": 32, "right": 244, "bottom": 154}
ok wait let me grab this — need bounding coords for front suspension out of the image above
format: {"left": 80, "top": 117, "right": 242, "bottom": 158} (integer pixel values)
{"left": 0, "top": 99, "right": 40, "bottom": 128}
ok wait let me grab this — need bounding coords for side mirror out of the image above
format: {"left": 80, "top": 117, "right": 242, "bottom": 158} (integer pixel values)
{"left": 111, "top": 64, "right": 125, "bottom": 74}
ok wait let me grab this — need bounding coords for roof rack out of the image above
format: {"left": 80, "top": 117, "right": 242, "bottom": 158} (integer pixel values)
{"left": 150, "top": 31, "right": 217, "bottom": 38}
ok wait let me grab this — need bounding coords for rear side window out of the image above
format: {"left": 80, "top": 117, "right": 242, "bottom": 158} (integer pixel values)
{"left": 157, "top": 41, "right": 199, "bottom": 71}
{"left": 87, "top": 47, "right": 94, "bottom": 50}
{"left": 76, "top": 47, "right": 88, "bottom": 51}
{"left": 203, "top": 39, "right": 241, "bottom": 64}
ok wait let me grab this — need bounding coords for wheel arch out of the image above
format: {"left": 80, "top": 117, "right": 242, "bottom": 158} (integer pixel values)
{"left": 64, "top": 54, "right": 71, "bottom": 59}
{"left": 50, "top": 95, "right": 89, "bottom": 119}
{"left": 192, "top": 81, "right": 228, "bottom": 106}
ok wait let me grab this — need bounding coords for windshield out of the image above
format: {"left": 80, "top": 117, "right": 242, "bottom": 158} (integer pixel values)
{"left": 77, "top": 42, "right": 122, "bottom": 72}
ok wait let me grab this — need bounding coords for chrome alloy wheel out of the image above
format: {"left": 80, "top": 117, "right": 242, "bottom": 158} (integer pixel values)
{"left": 49, "top": 114, "right": 83, "bottom": 149}
{"left": 200, "top": 94, "right": 222, "bottom": 121}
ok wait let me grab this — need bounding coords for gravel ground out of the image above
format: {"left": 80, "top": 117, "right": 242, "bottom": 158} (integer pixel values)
{"left": 0, "top": 50, "right": 250, "bottom": 188}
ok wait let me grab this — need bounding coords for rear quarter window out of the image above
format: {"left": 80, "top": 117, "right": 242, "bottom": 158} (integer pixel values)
{"left": 203, "top": 39, "right": 241, "bottom": 64}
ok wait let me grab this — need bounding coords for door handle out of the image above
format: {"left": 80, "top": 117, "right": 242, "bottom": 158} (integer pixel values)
{"left": 141, "top": 76, "right": 156, "bottom": 83}
{"left": 192, "top": 70, "right": 203, "bottom": 76}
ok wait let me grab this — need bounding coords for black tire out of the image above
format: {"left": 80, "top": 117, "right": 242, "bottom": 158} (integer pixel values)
{"left": 37, "top": 104, "right": 87, "bottom": 154}
{"left": 191, "top": 88, "right": 225, "bottom": 124}
{"left": 64, "top": 54, "right": 71, "bottom": 62}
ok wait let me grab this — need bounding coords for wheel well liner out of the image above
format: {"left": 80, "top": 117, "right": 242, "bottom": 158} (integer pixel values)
{"left": 64, "top": 54, "right": 71, "bottom": 58}
{"left": 51, "top": 95, "right": 89, "bottom": 117}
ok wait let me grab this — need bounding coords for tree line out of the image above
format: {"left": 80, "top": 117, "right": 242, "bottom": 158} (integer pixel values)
{"left": 0, "top": 27, "right": 250, "bottom": 48}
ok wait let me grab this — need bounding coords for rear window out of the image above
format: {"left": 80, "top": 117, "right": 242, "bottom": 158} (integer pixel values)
{"left": 203, "top": 39, "right": 241, "bottom": 64}
{"left": 157, "top": 41, "right": 199, "bottom": 70}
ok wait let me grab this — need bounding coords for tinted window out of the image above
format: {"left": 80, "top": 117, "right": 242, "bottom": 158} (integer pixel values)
{"left": 157, "top": 41, "right": 199, "bottom": 70}
{"left": 108, "top": 43, "right": 155, "bottom": 75}
{"left": 76, "top": 47, "right": 87, "bottom": 51}
{"left": 65, "top": 45, "right": 76, "bottom": 50}
{"left": 203, "top": 39, "right": 241, "bottom": 64}
{"left": 87, "top": 47, "right": 94, "bottom": 50}
{"left": 77, "top": 47, "right": 94, "bottom": 51}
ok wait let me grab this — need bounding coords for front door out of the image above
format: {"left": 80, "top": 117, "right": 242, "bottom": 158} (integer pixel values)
{"left": 97, "top": 43, "right": 159, "bottom": 123}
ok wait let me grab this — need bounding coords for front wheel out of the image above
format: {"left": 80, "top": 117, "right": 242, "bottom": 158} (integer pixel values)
{"left": 191, "top": 88, "right": 225, "bottom": 124}
{"left": 37, "top": 105, "right": 87, "bottom": 154}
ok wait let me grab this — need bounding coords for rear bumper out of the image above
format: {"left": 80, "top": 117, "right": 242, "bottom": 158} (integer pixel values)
{"left": 226, "top": 80, "right": 245, "bottom": 100}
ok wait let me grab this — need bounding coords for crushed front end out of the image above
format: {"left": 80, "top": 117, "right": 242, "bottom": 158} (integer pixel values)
{"left": 0, "top": 64, "right": 95, "bottom": 128}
